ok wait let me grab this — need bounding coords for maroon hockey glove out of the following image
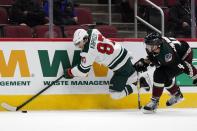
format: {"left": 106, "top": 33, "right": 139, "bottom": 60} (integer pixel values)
{"left": 64, "top": 68, "right": 74, "bottom": 79}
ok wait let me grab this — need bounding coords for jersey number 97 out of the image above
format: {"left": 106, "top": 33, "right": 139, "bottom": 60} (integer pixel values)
{"left": 97, "top": 34, "right": 114, "bottom": 55}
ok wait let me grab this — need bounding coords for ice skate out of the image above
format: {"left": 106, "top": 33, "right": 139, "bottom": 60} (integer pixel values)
{"left": 166, "top": 90, "right": 184, "bottom": 107}
{"left": 143, "top": 98, "right": 159, "bottom": 114}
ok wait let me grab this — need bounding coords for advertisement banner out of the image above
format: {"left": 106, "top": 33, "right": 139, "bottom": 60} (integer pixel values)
{"left": 0, "top": 40, "right": 147, "bottom": 94}
{"left": 0, "top": 39, "right": 197, "bottom": 110}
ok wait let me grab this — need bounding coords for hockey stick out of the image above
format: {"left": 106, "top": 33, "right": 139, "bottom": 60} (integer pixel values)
{"left": 1, "top": 75, "right": 64, "bottom": 111}
{"left": 137, "top": 72, "right": 142, "bottom": 109}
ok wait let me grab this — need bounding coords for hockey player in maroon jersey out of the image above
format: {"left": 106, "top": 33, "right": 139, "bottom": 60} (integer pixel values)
{"left": 134, "top": 32, "right": 197, "bottom": 113}
{"left": 63, "top": 28, "right": 150, "bottom": 100}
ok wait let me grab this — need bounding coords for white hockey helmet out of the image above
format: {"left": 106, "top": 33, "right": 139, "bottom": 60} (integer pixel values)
{"left": 73, "top": 29, "right": 88, "bottom": 46}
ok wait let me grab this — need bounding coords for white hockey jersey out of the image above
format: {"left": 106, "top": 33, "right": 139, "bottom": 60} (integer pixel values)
{"left": 71, "top": 29, "right": 131, "bottom": 77}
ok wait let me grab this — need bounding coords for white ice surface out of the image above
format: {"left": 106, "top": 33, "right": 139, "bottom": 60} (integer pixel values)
{"left": 0, "top": 108, "right": 197, "bottom": 131}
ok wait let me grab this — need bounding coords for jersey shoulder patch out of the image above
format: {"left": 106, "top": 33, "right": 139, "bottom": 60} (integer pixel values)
{"left": 165, "top": 53, "right": 172, "bottom": 62}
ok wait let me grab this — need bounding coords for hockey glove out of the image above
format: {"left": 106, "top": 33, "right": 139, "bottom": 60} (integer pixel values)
{"left": 134, "top": 58, "right": 149, "bottom": 72}
{"left": 64, "top": 68, "right": 74, "bottom": 79}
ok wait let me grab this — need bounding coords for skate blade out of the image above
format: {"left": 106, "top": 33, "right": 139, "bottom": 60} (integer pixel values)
{"left": 142, "top": 108, "right": 157, "bottom": 114}
{"left": 166, "top": 98, "right": 185, "bottom": 107}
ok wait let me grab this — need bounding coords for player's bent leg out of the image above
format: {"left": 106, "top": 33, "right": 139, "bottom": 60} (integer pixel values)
{"left": 109, "top": 84, "right": 134, "bottom": 100}
{"left": 109, "top": 58, "right": 138, "bottom": 100}
{"left": 143, "top": 67, "right": 165, "bottom": 113}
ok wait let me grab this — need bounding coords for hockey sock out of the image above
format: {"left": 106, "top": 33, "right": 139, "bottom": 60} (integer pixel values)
{"left": 166, "top": 84, "right": 180, "bottom": 95}
{"left": 152, "top": 86, "right": 164, "bottom": 98}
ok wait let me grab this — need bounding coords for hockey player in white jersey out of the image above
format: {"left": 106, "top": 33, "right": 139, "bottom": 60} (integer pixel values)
{"left": 63, "top": 28, "right": 142, "bottom": 100}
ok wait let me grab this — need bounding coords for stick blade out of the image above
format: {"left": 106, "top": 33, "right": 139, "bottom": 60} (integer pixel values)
{"left": 1, "top": 103, "right": 17, "bottom": 111}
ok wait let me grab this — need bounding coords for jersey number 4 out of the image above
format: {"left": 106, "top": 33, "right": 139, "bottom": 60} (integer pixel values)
{"left": 97, "top": 34, "right": 114, "bottom": 55}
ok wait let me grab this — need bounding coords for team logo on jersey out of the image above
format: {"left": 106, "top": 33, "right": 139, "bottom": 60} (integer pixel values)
{"left": 165, "top": 53, "right": 172, "bottom": 62}
{"left": 81, "top": 57, "right": 86, "bottom": 63}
